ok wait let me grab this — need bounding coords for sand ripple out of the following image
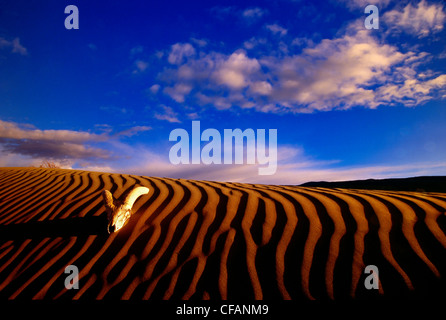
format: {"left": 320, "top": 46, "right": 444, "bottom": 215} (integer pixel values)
{"left": 0, "top": 168, "right": 445, "bottom": 300}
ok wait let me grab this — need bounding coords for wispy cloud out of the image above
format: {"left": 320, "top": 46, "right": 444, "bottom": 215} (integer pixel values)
{"left": 0, "top": 37, "right": 28, "bottom": 55}
{"left": 0, "top": 120, "right": 150, "bottom": 168}
{"left": 153, "top": 105, "right": 181, "bottom": 123}
{"left": 265, "top": 24, "right": 288, "bottom": 36}
{"left": 163, "top": 83, "right": 193, "bottom": 103}
{"left": 133, "top": 60, "right": 149, "bottom": 74}
{"left": 149, "top": 84, "right": 161, "bottom": 94}
{"left": 99, "top": 143, "right": 446, "bottom": 185}
{"left": 0, "top": 120, "right": 109, "bottom": 163}
{"left": 383, "top": 0, "right": 446, "bottom": 38}
{"left": 0, "top": 120, "right": 106, "bottom": 143}
{"left": 156, "top": 19, "right": 446, "bottom": 114}
{"left": 3, "top": 119, "right": 444, "bottom": 184}
{"left": 0, "top": 139, "right": 109, "bottom": 161}
{"left": 242, "top": 7, "right": 267, "bottom": 23}
{"left": 190, "top": 37, "right": 208, "bottom": 48}
{"left": 113, "top": 126, "right": 152, "bottom": 137}
{"left": 168, "top": 43, "right": 196, "bottom": 65}
{"left": 211, "top": 6, "right": 267, "bottom": 24}
{"left": 213, "top": 51, "right": 261, "bottom": 89}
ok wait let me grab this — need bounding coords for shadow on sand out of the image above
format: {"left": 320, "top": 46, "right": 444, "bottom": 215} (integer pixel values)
{"left": 0, "top": 215, "right": 109, "bottom": 240}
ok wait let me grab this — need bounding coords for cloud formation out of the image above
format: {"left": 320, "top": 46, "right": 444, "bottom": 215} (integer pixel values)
{"left": 265, "top": 24, "right": 288, "bottom": 36}
{"left": 153, "top": 105, "right": 181, "bottom": 123}
{"left": 156, "top": 18, "right": 446, "bottom": 114}
{"left": 383, "top": 0, "right": 446, "bottom": 38}
{"left": 0, "top": 120, "right": 151, "bottom": 167}
{"left": 168, "top": 43, "right": 196, "bottom": 65}
{"left": 112, "top": 144, "right": 446, "bottom": 185}
{"left": 0, "top": 139, "right": 108, "bottom": 160}
{"left": 0, "top": 120, "right": 109, "bottom": 163}
{"left": 242, "top": 7, "right": 267, "bottom": 21}
{"left": 0, "top": 120, "right": 105, "bottom": 143}
{"left": 211, "top": 6, "right": 267, "bottom": 24}
{"left": 133, "top": 60, "right": 149, "bottom": 74}
{"left": 213, "top": 51, "right": 261, "bottom": 89}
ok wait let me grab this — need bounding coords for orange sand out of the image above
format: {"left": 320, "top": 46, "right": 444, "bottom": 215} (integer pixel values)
{"left": 0, "top": 167, "right": 445, "bottom": 300}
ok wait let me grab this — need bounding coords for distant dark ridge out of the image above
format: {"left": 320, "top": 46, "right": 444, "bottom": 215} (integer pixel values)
{"left": 300, "top": 176, "right": 446, "bottom": 193}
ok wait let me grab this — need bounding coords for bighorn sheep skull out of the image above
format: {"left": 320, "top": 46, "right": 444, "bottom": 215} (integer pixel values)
{"left": 102, "top": 186, "right": 149, "bottom": 233}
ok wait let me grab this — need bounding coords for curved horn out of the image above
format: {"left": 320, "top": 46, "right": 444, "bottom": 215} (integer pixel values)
{"left": 123, "top": 186, "right": 150, "bottom": 208}
{"left": 102, "top": 190, "right": 116, "bottom": 213}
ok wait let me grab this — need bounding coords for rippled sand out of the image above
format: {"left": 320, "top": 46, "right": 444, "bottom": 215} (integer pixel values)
{"left": 0, "top": 167, "right": 445, "bottom": 300}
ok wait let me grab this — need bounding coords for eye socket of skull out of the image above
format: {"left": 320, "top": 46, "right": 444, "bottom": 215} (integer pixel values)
{"left": 108, "top": 224, "right": 115, "bottom": 234}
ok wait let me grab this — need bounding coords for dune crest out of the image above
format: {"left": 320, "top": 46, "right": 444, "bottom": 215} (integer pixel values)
{"left": 0, "top": 167, "right": 445, "bottom": 300}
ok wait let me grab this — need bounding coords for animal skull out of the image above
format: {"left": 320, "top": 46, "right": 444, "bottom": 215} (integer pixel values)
{"left": 102, "top": 186, "right": 149, "bottom": 233}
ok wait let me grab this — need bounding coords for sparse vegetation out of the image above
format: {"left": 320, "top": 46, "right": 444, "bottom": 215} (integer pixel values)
{"left": 39, "top": 160, "right": 60, "bottom": 169}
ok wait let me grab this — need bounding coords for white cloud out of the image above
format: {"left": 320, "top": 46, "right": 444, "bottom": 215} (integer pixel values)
{"left": 213, "top": 51, "right": 261, "bottom": 89}
{"left": 264, "top": 27, "right": 409, "bottom": 111}
{"left": 190, "top": 37, "right": 208, "bottom": 48}
{"left": 154, "top": 105, "right": 181, "bottom": 123}
{"left": 384, "top": 0, "right": 446, "bottom": 38}
{"left": 75, "top": 165, "right": 115, "bottom": 173}
{"left": 5, "top": 119, "right": 443, "bottom": 184}
{"left": 101, "top": 143, "right": 446, "bottom": 185}
{"left": 163, "top": 83, "right": 193, "bottom": 103}
{"left": 160, "top": 49, "right": 265, "bottom": 108}
{"left": 0, "top": 120, "right": 153, "bottom": 168}
{"left": 250, "top": 81, "right": 273, "bottom": 95}
{"left": 196, "top": 93, "right": 233, "bottom": 110}
{"left": 243, "top": 37, "right": 267, "bottom": 50}
{"left": 113, "top": 126, "right": 152, "bottom": 138}
{"left": 242, "top": 7, "right": 267, "bottom": 22}
{"left": 0, "top": 120, "right": 110, "bottom": 162}
{"left": 187, "top": 112, "right": 199, "bottom": 120}
{"left": 133, "top": 60, "right": 149, "bottom": 73}
{"left": 168, "top": 43, "right": 196, "bottom": 65}
{"left": 266, "top": 24, "right": 288, "bottom": 36}
{"left": 149, "top": 84, "right": 161, "bottom": 94}
{"left": 0, "top": 120, "right": 106, "bottom": 143}
{"left": 157, "top": 20, "right": 446, "bottom": 113}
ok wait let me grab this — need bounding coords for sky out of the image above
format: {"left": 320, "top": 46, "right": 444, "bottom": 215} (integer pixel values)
{"left": 0, "top": 0, "right": 445, "bottom": 184}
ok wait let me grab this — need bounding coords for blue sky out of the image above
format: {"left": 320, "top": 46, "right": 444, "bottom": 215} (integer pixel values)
{"left": 0, "top": 0, "right": 445, "bottom": 184}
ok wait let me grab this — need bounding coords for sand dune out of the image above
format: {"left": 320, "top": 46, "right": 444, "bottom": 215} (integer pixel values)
{"left": 0, "top": 167, "right": 445, "bottom": 300}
